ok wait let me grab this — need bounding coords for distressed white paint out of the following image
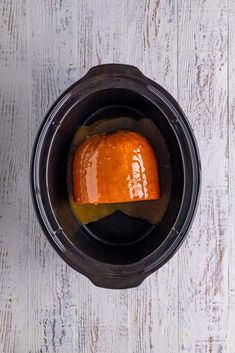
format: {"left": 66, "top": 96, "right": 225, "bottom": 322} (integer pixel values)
{"left": 178, "top": 1, "right": 229, "bottom": 352}
{"left": 228, "top": 1, "right": 235, "bottom": 352}
{"left": 0, "top": 0, "right": 234, "bottom": 352}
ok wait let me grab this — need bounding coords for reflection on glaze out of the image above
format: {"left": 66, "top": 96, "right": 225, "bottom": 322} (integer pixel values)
{"left": 67, "top": 117, "right": 172, "bottom": 225}
{"left": 128, "top": 147, "right": 149, "bottom": 199}
{"left": 73, "top": 131, "right": 160, "bottom": 204}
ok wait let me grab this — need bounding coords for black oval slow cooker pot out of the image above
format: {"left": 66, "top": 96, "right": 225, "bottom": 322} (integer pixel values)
{"left": 31, "top": 64, "right": 201, "bottom": 289}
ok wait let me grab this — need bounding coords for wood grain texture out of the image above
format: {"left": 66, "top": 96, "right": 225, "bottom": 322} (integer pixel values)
{"left": 0, "top": 0, "right": 30, "bottom": 351}
{"left": 178, "top": 0, "right": 229, "bottom": 352}
{"left": 127, "top": 2, "right": 179, "bottom": 353}
{"left": 228, "top": 0, "right": 235, "bottom": 352}
{"left": 27, "top": 1, "right": 79, "bottom": 352}
{"left": 0, "top": 0, "right": 234, "bottom": 352}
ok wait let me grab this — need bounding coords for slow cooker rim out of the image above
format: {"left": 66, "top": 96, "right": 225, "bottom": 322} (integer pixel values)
{"left": 30, "top": 64, "right": 201, "bottom": 286}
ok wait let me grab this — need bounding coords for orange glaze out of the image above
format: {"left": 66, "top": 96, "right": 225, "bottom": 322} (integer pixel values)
{"left": 73, "top": 130, "right": 160, "bottom": 204}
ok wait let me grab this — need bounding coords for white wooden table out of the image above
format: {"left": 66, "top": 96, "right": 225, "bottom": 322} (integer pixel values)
{"left": 0, "top": 0, "right": 234, "bottom": 352}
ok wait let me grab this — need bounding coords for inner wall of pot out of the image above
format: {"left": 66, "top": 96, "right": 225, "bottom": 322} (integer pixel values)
{"left": 47, "top": 89, "right": 184, "bottom": 265}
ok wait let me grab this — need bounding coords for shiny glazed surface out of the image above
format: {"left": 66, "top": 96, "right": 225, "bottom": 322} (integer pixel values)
{"left": 73, "top": 130, "right": 160, "bottom": 204}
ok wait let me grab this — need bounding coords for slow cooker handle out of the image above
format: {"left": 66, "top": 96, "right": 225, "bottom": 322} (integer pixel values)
{"left": 88, "top": 273, "right": 146, "bottom": 290}
{"left": 85, "top": 63, "right": 144, "bottom": 79}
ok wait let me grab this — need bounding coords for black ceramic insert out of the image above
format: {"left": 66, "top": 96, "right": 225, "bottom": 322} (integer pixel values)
{"left": 31, "top": 64, "right": 201, "bottom": 289}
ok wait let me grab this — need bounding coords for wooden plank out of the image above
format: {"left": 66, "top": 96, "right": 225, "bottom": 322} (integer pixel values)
{"left": 178, "top": 0, "right": 229, "bottom": 352}
{"left": 26, "top": 1, "right": 80, "bottom": 352}
{"left": 127, "top": 1, "right": 179, "bottom": 353}
{"left": 0, "top": 0, "right": 31, "bottom": 351}
{"left": 76, "top": 2, "right": 135, "bottom": 352}
{"left": 228, "top": 1, "right": 235, "bottom": 352}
